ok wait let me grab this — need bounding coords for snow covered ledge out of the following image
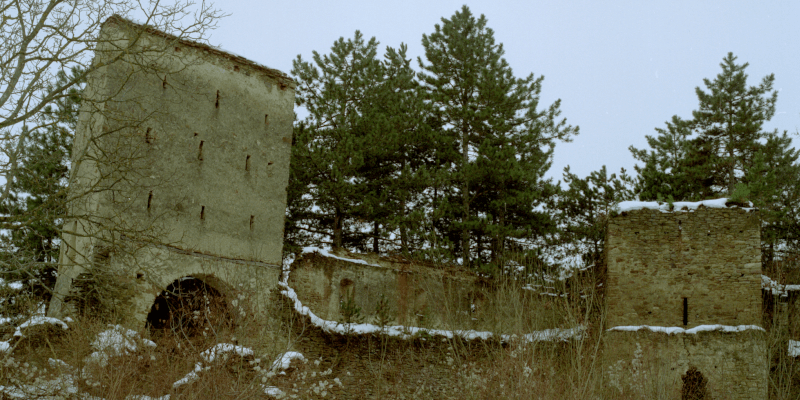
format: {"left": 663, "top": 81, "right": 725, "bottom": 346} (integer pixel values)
{"left": 608, "top": 325, "right": 765, "bottom": 335}
{"left": 615, "top": 197, "right": 754, "bottom": 213}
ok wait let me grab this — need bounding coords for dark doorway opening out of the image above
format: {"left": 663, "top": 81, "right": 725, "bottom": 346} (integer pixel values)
{"left": 681, "top": 366, "right": 708, "bottom": 400}
{"left": 146, "top": 277, "right": 232, "bottom": 342}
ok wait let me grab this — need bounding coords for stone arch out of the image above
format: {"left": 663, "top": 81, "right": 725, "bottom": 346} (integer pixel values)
{"left": 145, "top": 275, "right": 234, "bottom": 341}
{"left": 681, "top": 366, "right": 708, "bottom": 400}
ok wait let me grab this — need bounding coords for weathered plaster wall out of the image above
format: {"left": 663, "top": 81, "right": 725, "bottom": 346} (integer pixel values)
{"left": 289, "top": 251, "right": 491, "bottom": 329}
{"left": 606, "top": 206, "right": 761, "bottom": 327}
{"left": 49, "top": 17, "right": 293, "bottom": 323}
{"left": 604, "top": 330, "right": 767, "bottom": 399}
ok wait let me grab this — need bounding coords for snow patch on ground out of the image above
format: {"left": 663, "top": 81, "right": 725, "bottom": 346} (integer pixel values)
{"left": 789, "top": 340, "right": 800, "bottom": 357}
{"left": 616, "top": 198, "right": 753, "bottom": 213}
{"left": 262, "top": 385, "right": 285, "bottom": 398}
{"left": 271, "top": 351, "right": 305, "bottom": 371}
{"left": 200, "top": 343, "right": 254, "bottom": 363}
{"left": 85, "top": 325, "right": 156, "bottom": 367}
{"left": 607, "top": 324, "right": 765, "bottom": 334}
{"left": 13, "top": 316, "right": 69, "bottom": 337}
{"left": 762, "top": 275, "right": 800, "bottom": 297}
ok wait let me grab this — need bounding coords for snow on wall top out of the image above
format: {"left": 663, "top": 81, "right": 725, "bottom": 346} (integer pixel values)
{"left": 616, "top": 198, "right": 753, "bottom": 213}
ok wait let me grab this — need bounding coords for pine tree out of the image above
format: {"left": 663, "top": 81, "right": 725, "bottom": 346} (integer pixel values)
{"left": 691, "top": 52, "right": 778, "bottom": 195}
{"left": 291, "top": 32, "right": 384, "bottom": 250}
{"left": 558, "top": 166, "right": 633, "bottom": 268}
{"left": 355, "top": 44, "right": 444, "bottom": 255}
{"left": 1, "top": 68, "right": 83, "bottom": 294}
{"left": 418, "top": 5, "right": 577, "bottom": 269}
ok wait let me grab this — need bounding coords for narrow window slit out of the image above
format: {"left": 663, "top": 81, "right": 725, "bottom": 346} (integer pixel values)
{"left": 200, "top": 206, "right": 205, "bottom": 221}
{"left": 198, "top": 141, "right": 204, "bottom": 160}
{"left": 245, "top": 155, "right": 251, "bottom": 171}
{"left": 145, "top": 128, "right": 152, "bottom": 144}
{"left": 250, "top": 215, "right": 255, "bottom": 231}
{"left": 215, "top": 90, "right": 220, "bottom": 108}
{"left": 147, "top": 191, "right": 153, "bottom": 211}
{"left": 162, "top": 76, "right": 167, "bottom": 89}
{"left": 683, "top": 297, "right": 688, "bottom": 326}
{"left": 265, "top": 114, "right": 269, "bottom": 125}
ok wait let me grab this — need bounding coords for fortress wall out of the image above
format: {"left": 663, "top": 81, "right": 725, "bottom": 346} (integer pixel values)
{"left": 289, "top": 251, "right": 494, "bottom": 330}
{"left": 603, "top": 330, "right": 767, "bottom": 399}
{"left": 606, "top": 206, "right": 761, "bottom": 327}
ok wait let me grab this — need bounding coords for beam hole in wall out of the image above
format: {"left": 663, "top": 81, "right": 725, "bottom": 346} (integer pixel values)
{"left": 146, "top": 277, "right": 232, "bottom": 342}
{"left": 174, "top": 46, "right": 181, "bottom": 52}
{"left": 233, "top": 65, "right": 239, "bottom": 72}
{"left": 245, "top": 155, "right": 251, "bottom": 171}
{"left": 268, "top": 161, "right": 273, "bottom": 166}
{"left": 193, "top": 132, "right": 198, "bottom": 137}
{"left": 198, "top": 141, "right": 204, "bottom": 160}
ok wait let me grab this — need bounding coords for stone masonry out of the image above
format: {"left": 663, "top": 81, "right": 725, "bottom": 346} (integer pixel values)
{"left": 604, "top": 203, "right": 767, "bottom": 399}
{"left": 48, "top": 16, "right": 295, "bottom": 326}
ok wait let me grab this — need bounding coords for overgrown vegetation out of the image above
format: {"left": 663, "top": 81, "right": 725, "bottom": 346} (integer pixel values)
{"left": 1, "top": 2, "right": 799, "bottom": 399}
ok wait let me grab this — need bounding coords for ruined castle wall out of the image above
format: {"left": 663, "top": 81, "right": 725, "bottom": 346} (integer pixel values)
{"left": 50, "top": 17, "right": 294, "bottom": 323}
{"left": 289, "top": 251, "right": 489, "bottom": 329}
{"left": 606, "top": 206, "right": 761, "bottom": 327}
{"left": 604, "top": 330, "right": 767, "bottom": 399}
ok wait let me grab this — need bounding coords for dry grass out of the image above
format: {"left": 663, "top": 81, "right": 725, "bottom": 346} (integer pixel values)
{"left": 2, "top": 265, "right": 799, "bottom": 399}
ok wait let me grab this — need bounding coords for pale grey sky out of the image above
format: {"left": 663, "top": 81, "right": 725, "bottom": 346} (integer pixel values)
{"left": 208, "top": 0, "right": 800, "bottom": 183}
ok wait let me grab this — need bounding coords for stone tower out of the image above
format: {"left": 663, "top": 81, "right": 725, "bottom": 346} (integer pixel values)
{"left": 48, "top": 16, "right": 294, "bottom": 327}
{"left": 604, "top": 200, "right": 767, "bottom": 399}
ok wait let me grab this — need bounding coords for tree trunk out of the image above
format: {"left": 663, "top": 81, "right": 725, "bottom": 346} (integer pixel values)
{"left": 372, "top": 222, "right": 379, "bottom": 254}
{"left": 333, "top": 207, "right": 343, "bottom": 249}
{"left": 461, "top": 126, "right": 470, "bottom": 267}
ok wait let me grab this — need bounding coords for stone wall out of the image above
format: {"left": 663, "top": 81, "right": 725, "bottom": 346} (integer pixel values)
{"left": 603, "top": 329, "right": 767, "bottom": 399}
{"left": 606, "top": 206, "right": 761, "bottom": 327}
{"left": 289, "top": 250, "right": 495, "bottom": 330}
{"left": 49, "top": 16, "right": 294, "bottom": 325}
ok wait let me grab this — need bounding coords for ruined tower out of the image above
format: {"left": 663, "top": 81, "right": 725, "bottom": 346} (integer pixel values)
{"left": 604, "top": 200, "right": 767, "bottom": 399}
{"left": 48, "top": 16, "right": 294, "bottom": 327}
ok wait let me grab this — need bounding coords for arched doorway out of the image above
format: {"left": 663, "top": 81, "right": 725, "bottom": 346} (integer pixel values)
{"left": 681, "top": 366, "right": 708, "bottom": 400}
{"left": 146, "top": 276, "right": 233, "bottom": 342}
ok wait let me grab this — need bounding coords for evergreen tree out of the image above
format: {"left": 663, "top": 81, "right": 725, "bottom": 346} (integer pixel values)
{"left": 418, "top": 5, "right": 577, "bottom": 269}
{"left": 291, "top": 32, "right": 384, "bottom": 250}
{"left": 629, "top": 116, "right": 718, "bottom": 201}
{"left": 1, "top": 68, "right": 83, "bottom": 294}
{"left": 690, "top": 52, "right": 779, "bottom": 195}
{"left": 558, "top": 166, "right": 633, "bottom": 268}
{"left": 355, "top": 44, "right": 444, "bottom": 255}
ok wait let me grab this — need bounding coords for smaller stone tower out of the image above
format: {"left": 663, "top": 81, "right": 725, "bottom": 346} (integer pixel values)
{"left": 604, "top": 200, "right": 766, "bottom": 399}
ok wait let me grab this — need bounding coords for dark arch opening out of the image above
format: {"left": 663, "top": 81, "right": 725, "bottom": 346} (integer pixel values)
{"left": 681, "top": 366, "right": 708, "bottom": 400}
{"left": 146, "top": 277, "right": 233, "bottom": 342}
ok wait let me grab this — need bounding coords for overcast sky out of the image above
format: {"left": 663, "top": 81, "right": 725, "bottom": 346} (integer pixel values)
{"left": 206, "top": 0, "right": 800, "bottom": 183}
